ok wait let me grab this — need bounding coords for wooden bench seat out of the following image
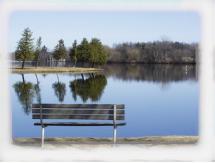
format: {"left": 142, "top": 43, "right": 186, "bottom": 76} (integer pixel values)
{"left": 32, "top": 103, "right": 126, "bottom": 146}
{"left": 34, "top": 122, "right": 126, "bottom": 126}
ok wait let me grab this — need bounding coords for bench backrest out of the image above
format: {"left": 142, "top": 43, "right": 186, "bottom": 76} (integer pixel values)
{"left": 32, "top": 104, "right": 125, "bottom": 120}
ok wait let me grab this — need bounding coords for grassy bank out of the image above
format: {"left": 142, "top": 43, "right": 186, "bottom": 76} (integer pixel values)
{"left": 11, "top": 67, "right": 103, "bottom": 73}
{"left": 14, "top": 136, "right": 198, "bottom": 147}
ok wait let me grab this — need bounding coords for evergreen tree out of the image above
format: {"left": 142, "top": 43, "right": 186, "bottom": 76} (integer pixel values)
{"left": 69, "top": 40, "right": 78, "bottom": 67}
{"left": 34, "top": 36, "right": 42, "bottom": 67}
{"left": 89, "top": 38, "right": 107, "bottom": 67}
{"left": 76, "top": 38, "right": 91, "bottom": 62}
{"left": 15, "top": 28, "right": 35, "bottom": 69}
{"left": 38, "top": 46, "right": 48, "bottom": 66}
{"left": 53, "top": 39, "right": 67, "bottom": 65}
{"left": 40, "top": 46, "right": 48, "bottom": 57}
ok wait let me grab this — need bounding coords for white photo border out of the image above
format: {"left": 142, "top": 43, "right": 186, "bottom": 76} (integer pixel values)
{"left": 0, "top": 0, "right": 214, "bottom": 161}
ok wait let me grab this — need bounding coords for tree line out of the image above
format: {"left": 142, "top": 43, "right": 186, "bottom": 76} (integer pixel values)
{"left": 105, "top": 41, "right": 198, "bottom": 64}
{"left": 14, "top": 28, "right": 198, "bottom": 68}
{"left": 15, "top": 28, "right": 107, "bottom": 68}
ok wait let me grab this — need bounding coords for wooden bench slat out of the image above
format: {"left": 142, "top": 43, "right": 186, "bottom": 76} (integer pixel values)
{"left": 32, "top": 114, "right": 125, "bottom": 120}
{"left": 34, "top": 122, "right": 126, "bottom": 126}
{"left": 32, "top": 104, "right": 124, "bottom": 109}
{"left": 32, "top": 109, "right": 124, "bottom": 115}
{"left": 32, "top": 108, "right": 124, "bottom": 110}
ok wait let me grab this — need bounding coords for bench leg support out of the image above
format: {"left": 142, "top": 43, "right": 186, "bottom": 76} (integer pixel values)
{"left": 41, "top": 126, "right": 45, "bottom": 147}
{"left": 113, "top": 126, "right": 117, "bottom": 144}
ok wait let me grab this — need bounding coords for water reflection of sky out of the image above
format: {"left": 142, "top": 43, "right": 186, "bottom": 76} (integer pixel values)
{"left": 11, "top": 65, "right": 198, "bottom": 138}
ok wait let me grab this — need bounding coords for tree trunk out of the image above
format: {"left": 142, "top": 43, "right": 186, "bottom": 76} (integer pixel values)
{"left": 73, "top": 61, "right": 76, "bottom": 67}
{"left": 81, "top": 74, "right": 84, "bottom": 81}
{"left": 57, "top": 74, "right": 59, "bottom": 83}
{"left": 36, "top": 59, "right": 38, "bottom": 68}
{"left": 89, "top": 73, "right": 92, "bottom": 78}
{"left": 35, "top": 74, "right": 39, "bottom": 84}
{"left": 21, "top": 60, "right": 25, "bottom": 69}
{"left": 92, "top": 73, "right": 95, "bottom": 78}
{"left": 21, "top": 74, "right": 25, "bottom": 83}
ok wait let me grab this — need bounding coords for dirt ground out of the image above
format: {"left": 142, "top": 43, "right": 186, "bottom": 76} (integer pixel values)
{"left": 13, "top": 136, "right": 198, "bottom": 148}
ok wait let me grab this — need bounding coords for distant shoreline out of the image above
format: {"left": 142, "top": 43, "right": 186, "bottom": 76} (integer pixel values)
{"left": 105, "top": 63, "right": 197, "bottom": 66}
{"left": 11, "top": 67, "right": 103, "bottom": 73}
{"left": 10, "top": 62, "right": 197, "bottom": 73}
{"left": 106, "top": 61, "right": 197, "bottom": 65}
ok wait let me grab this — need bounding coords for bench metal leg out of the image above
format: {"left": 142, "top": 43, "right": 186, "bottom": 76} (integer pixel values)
{"left": 113, "top": 104, "right": 117, "bottom": 145}
{"left": 113, "top": 126, "right": 117, "bottom": 144}
{"left": 41, "top": 126, "right": 45, "bottom": 147}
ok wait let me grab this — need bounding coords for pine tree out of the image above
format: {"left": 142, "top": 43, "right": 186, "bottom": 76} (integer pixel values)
{"left": 15, "top": 28, "right": 35, "bottom": 69}
{"left": 89, "top": 38, "right": 107, "bottom": 67}
{"left": 69, "top": 40, "right": 78, "bottom": 67}
{"left": 76, "top": 38, "right": 91, "bottom": 62}
{"left": 34, "top": 36, "right": 42, "bottom": 67}
{"left": 53, "top": 39, "right": 67, "bottom": 65}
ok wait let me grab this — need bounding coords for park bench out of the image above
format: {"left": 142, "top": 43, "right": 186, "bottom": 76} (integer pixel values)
{"left": 32, "top": 104, "right": 126, "bottom": 146}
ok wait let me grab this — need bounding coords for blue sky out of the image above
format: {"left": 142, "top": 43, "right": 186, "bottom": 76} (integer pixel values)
{"left": 9, "top": 11, "right": 200, "bottom": 52}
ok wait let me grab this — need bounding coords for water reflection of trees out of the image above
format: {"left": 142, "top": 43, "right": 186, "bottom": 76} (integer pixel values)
{"left": 34, "top": 74, "right": 41, "bottom": 104}
{"left": 52, "top": 74, "right": 66, "bottom": 103}
{"left": 103, "top": 64, "right": 197, "bottom": 83}
{"left": 69, "top": 74, "right": 107, "bottom": 103}
{"left": 13, "top": 73, "right": 107, "bottom": 113}
{"left": 13, "top": 74, "right": 35, "bottom": 114}
{"left": 13, "top": 64, "right": 196, "bottom": 114}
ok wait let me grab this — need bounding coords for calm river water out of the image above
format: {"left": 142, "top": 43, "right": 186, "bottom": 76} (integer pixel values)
{"left": 10, "top": 64, "right": 199, "bottom": 138}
